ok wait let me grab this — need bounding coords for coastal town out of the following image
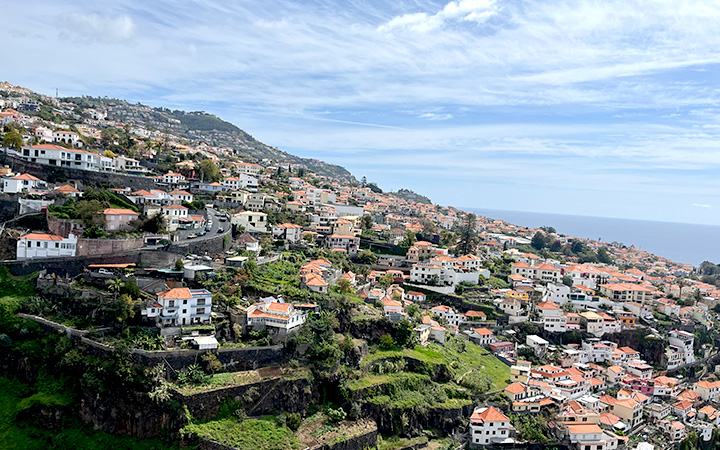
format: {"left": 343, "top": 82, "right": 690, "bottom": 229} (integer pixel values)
{"left": 3, "top": 81, "right": 720, "bottom": 450}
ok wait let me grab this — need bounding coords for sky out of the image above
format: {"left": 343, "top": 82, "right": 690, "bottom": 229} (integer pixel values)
{"left": 3, "top": 0, "right": 720, "bottom": 225}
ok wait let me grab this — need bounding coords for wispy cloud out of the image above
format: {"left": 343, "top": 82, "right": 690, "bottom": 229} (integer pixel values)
{"left": 693, "top": 203, "right": 713, "bottom": 209}
{"left": 4, "top": 0, "right": 720, "bottom": 224}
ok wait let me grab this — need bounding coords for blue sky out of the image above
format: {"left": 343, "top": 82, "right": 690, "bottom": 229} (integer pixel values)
{"left": 4, "top": 0, "right": 720, "bottom": 225}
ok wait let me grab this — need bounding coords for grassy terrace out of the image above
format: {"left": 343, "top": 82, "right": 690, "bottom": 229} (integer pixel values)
{"left": 362, "top": 341, "right": 510, "bottom": 391}
{"left": 0, "top": 377, "right": 180, "bottom": 450}
{"left": 174, "top": 367, "right": 310, "bottom": 395}
{"left": 184, "top": 417, "right": 304, "bottom": 450}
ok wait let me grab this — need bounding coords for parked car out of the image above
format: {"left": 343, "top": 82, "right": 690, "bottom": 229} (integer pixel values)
{"left": 98, "top": 269, "right": 113, "bottom": 275}
{"left": 187, "top": 233, "right": 198, "bottom": 239}
{"left": 217, "top": 227, "right": 224, "bottom": 233}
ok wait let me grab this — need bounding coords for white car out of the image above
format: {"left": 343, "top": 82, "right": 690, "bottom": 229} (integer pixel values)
{"left": 98, "top": 269, "right": 113, "bottom": 275}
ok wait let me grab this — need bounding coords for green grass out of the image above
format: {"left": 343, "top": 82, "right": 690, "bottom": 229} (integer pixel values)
{"left": 184, "top": 417, "right": 304, "bottom": 450}
{"left": 362, "top": 340, "right": 510, "bottom": 391}
{"left": 345, "top": 372, "right": 431, "bottom": 392}
{"left": 0, "top": 377, "right": 180, "bottom": 450}
{"left": 174, "top": 368, "right": 310, "bottom": 395}
{"left": 377, "top": 435, "right": 429, "bottom": 450}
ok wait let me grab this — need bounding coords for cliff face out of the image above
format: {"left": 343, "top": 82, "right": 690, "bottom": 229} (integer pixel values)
{"left": 79, "top": 389, "right": 187, "bottom": 438}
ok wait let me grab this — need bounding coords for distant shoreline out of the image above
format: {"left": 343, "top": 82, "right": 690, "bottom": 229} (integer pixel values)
{"left": 465, "top": 207, "right": 720, "bottom": 267}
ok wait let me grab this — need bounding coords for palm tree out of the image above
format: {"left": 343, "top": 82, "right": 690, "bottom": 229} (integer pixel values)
{"left": 108, "top": 278, "right": 124, "bottom": 301}
{"left": 677, "top": 279, "right": 687, "bottom": 300}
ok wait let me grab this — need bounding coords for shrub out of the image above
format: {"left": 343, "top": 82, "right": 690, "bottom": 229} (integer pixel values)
{"left": 378, "top": 334, "right": 394, "bottom": 350}
{"left": 285, "top": 413, "right": 301, "bottom": 431}
{"left": 326, "top": 406, "right": 347, "bottom": 423}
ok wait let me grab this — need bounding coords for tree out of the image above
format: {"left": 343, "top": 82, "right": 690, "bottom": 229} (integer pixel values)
{"left": 116, "top": 293, "right": 135, "bottom": 324}
{"left": 174, "top": 259, "right": 185, "bottom": 271}
{"left": 400, "top": 231, "right": 416, "bottom": 248}
{"left": 421, "top": 220, "right": 437, "bottom": 238}
{"left": 378, "top": 334, "right": 394, "bottom": 350}
{"left": 198, "top": 159, "right": 220, "bottom": 182}
{"left": 377, "top": 273, "right": 395, "bottom": 290}
{"left": 360, "top": 214, "right": 373, "bottom": 230}
{"left": 76, "top": 199, "right": 106, "bottom": 227}
{"left": 357, "top": 249, "right": 378, "bottom": 265}
{"left": 201, "top": 353, "right": 223, "bottom": 374}
{"left": 456, "top": 213, "right": 478, "bottom": 255}
{"left": 108, "top": 278, "right": 124, "bottom": 301}
{"left": 394, "top": 319, "right": 416, "bottom": 348}
{"left": 103, "top": 150, "right": 117, "bottom": 158}
{"left": 597, "top": 246, "right": 612, "bottom": 264}
{"left": 336, "top": 278, "right": 353, "bottom": 294}
{"left": 562, "top": 275, "right": 573, "bottom": 287}
{"left": 2, "top": 130, "right": 23, "bottom": 150}
{"left": 531, "top": 231, "right": 547, "bottom": 250}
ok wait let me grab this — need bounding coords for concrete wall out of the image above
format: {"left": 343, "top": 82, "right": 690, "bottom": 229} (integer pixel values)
{"left": 76, "top": 237, "right": 145, "bottom": 256}
{"left": 16, "top": 314, "right": 286, "bottom": 376}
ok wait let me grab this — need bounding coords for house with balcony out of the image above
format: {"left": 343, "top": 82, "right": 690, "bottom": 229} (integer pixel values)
{"left": 469, "top": 406, "right": 514, "bottom": 447}
{"left": 142, "top": 287, "right": 212, "bottom": 327}
{"left": 232, "top": 211, "right": 268, "bottom": 233}
{"left": 667, "top": 330, "right": 695, "bottom": 369}
{"left": 242, "top": 299, "right": 307, "bottom": 337}
{"left": 16, "top": 232, "right": 77, "bottom": 260}
{"left": 3, "top": 173, "right": 45, "bottom": 193}
{"left": 102, "top": 208, "right": 139, "bottom": 231}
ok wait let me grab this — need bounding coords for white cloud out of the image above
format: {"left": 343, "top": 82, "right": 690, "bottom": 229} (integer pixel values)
{"left": 61, "top": 13, "right": 136, "bottom": 43}
{"left": 418, "top": 112, "right": 454, "bottom": 121}
{"left": 692, "top": 203, "right": 713, "bottom": 209}
{"left": 380, "top": 0, "right": 497, "bottom": 32}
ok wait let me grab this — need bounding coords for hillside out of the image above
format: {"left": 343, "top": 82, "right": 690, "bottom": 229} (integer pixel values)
{"left": 0, "top": 82, "right": 354, "bottom": 182}
{"left": 390, "top": 188, "right": 432, "bottom": 205}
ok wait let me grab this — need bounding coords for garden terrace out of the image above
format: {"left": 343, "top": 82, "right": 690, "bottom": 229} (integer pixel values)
{"left": 361, "top": 341, "right": 510, "bottom": 391}
{"left": 183, "top": 417, "right": 304, "bottom": 450}
{"left": 173, "top": 366, "right": 310, "bottom": 395}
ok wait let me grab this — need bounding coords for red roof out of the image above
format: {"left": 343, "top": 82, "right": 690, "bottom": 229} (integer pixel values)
{"left": 470, "top": 406, "right": 509, "bottom": 423}
{"left": 20, "top": 233, "right": 63, "bottom": 241}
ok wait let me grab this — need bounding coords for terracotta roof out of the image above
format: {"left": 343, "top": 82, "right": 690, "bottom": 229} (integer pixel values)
{"left": 470, "top": 406, "right": 509, "bottom": 423}
{"left": 103, "top": 208, "right": 138, "bottom": 215}
{"left": 11, "top": 173, "right": 41, "bottom": 181}
{"left": 54, "top": 184, "right": 79, "bottom": 193}
{"left": 20, "top": 233, "right": 64, "bottom": 241}
{"left": 505, "top": 383, "right": 526, "bottom": 394}
{"left": 158, "top": 288, "right": 192, "bottom": 299}
{"left": 267, "top": 302, "right": 291, "bottom": 312}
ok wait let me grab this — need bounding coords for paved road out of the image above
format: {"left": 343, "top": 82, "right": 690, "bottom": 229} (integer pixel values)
{"left": 174, "top": 207, "right": 230, "bottom": 244}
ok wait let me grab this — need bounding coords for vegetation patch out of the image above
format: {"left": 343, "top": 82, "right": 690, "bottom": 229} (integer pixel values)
{"left": 184, "top": 417, "right": 304, "bottom": 450}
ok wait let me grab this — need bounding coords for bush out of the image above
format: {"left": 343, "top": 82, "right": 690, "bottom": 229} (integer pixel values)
{"left": 326, "top": 406, "right": 347, "bottom": 423}
{"left": 177, "top": 364, "right": 210, "bottom": 386}
{"left": 285, "top": 412, "right": 301, "bottom": 431}
{"left": 378, "top": 334, "right": 394, "bottom": 350}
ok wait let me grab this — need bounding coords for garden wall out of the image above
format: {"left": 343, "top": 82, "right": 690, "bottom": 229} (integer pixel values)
{"left": 16, "top": 314, "right": 286, "bottom": 376}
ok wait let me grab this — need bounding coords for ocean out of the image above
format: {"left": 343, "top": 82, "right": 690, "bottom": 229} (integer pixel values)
{"left": 466, "top": 208, "right": 720, "bottom": 267}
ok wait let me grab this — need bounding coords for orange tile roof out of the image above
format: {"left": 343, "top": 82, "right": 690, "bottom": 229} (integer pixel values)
{"left": 470, "top": 406, "right": 509, "bottom": 423}
{"left": 158, "top": 288, "right": 192, "bottom": 299}
{"left": 20, "top": 233, "right": 63, "bottom": 241}
{"left": 11, "top": 173, "right": 40, "bottom": 181}
{"left": 103, "top": 208, "right": 138, "bottom": 215}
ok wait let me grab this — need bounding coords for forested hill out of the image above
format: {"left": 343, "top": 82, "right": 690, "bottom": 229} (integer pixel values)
{"left": 58, "top": 95, "right": 356, "bottom": 183}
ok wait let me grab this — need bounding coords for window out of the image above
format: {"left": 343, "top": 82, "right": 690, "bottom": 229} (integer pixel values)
{"left": 182, "top": 309, "right": 187, "bottom": 314}
{"left": 183, "top": 300, "right": 188, "bottom": 305}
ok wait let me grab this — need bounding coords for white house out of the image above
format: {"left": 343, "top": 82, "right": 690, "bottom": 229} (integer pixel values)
{"left": 232, "top": 211, "right": 268, "bottom": 233}
{"left": 162, "top": 172, "right": 185, "bottom": 185}
{"left": 468, "top": 327, "right": 497, "bottom": 345}
{"left": 667, "top": 330, "right": 695, "bottom": 369}
{"left": 3, "top": 173, "right": 45, "bottom": 193}
{"left": 536, "top": 301, "right": 567, "bottom": 332}
{"left": 169, "top": 189, "right": 194, "bottom": 203}
{"left": 243, "top": 300, "right": 307, "bottom": 336}
{"left": 162, "top": 204, "right": 189, "bottom": 231}
{"left": 272, "top": 223, "right": 304, "bottom": 243}
{"left": 430, "top": 305, "right": 462, "bottom": 326}
{"left": 326, "top": 234, "right": 360, "bottom": 255}
{"left": 16, "top": 233, "right": 77, "bottom": 260}
{"left": 469, "top": 406, "right": 512, "bottom": 447}
{"left": 52, "top": 130, "right": 81, "bottom": 147}
{"left": 20, "top": 144, "right": 99, "bottom": 171}
{"left": 142, "top": 287, "right": 212, "bottom": 327}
